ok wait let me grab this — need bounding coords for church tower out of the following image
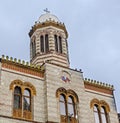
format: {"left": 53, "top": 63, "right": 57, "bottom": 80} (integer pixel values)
{"left": 29, "top": 10, "right": 69, "bottom": 67}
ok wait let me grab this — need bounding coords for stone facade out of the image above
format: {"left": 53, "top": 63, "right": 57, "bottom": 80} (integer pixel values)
{"left": 0, "top": 12, "right": 119, "bottom": 123}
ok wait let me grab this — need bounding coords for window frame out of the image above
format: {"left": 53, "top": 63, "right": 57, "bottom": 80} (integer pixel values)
{"left": 40, "top": 34, "right": 49, "bottom": 53}
{"left": 13, "top": 86, "right": 22, "bottom": 110}
{"left": 10, "top": 80, "right": 36, "bottom": 120}
{"left": 54, "top": 35, "right": 63, "bottom": 54}
{"left": 91, "top": 99, "right": 110, "bottom": 123}
{"left": 57, "top": 88, "right": 79, "bottom": 123}
{"left": 23, "top": 88, "right": 31, "bottom": 112}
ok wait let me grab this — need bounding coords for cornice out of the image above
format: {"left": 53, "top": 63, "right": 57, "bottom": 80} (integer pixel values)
{"left": 1, "top": 55, "right": 44, "bottom": 77}
{"left": 84, "top": 78, "right": 114, "bottom": 90}
{"left": 84, "top": 78, "right": 114, "bottom": 95}
{"left": 29, "top": 20, "right": 68, "bottom": 38}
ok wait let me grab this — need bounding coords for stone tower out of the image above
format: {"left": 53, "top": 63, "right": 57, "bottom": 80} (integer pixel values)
{"left": 29, "top": 11, "right": 69, "bottom": 67}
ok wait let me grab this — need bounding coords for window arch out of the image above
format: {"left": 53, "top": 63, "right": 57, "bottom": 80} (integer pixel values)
{"left": 90, "top": 99, "right": 110, "bottom": 123}
{"left": 40, "top": 34, "right": 49, "bottom": 53}
{"left": 56, "top": 88, "right": 79, "bottom": 123}
{"left": 10, "top": 80, "right": 36, "bottom": 120}
{"left": 40, "top": 35, "right": 44, "bottom": 53}
{"left": 54, "top": 35, "right": 63, "bottom": 53}
{"left": 54, "top": 35, "right": 58, "bottom": 52}
{"left": 68, "top": 96, "right": 75, "bottom": 117}
{"left": 14, "top": 86, "right": 22, "bottom": 110}
{"left": 101, "top": 106, "right": 108, "bottom": 123}
{"left": 59, "top": 94, "right": 66, "bottom": 115}
{"left": 23, "top": 89, "right": 31, "bottom": 111}
{"left": 93, "top": 105, "right": 100, "bottom": 123}
{"left": 59, "top": 36, "right": 62, "bottom": 53}
{"left": 31, "top": 37, "right": 36, "bottom": 58}
{"left": 45, "top": 34, "right": 49, "bottom": 53}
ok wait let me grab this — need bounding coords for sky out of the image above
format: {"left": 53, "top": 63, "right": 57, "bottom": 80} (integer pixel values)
{"left": 0, "top": 0, "right": 120, "bottom": 112}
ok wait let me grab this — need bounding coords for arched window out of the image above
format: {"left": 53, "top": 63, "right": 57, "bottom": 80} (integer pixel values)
{"left": 54, "top": 35, "right": 63, "bottom": 54}
{"left": 54, "top": 35, "right": 58, "bottom": 52}
{"left": 68, "top": 96, "right": 74, "bottom": 117}
{"left": 94, "top": 105, "right": 100, "bottom": 123}
{"left": 14, "top": 86, "right": 22, "bottom": 109}
{"left": 40, "top": 34, "right": 49, "bottom": 53}
{"left": 34, "top": 40, "right": 36, "bottom": 57}
{"left": 45, "top": 34, "right": 49, "bottom": 53}
{"left": 59, "top": 36, "right": 62, "bottom": 53}
{"left": 91, "top": 99, "right": 110, "bottom": 123}
{"left": 40, "top": 35, "right": 44, "bottom": 53}
{"left": 31, "top": 39, "right": 36, "bottom": 58}
{"left": 59, "top": 94, "right": 66, "bottom": 115}
{"left": 23, "top": 89, "right": 31, "bottom": 111}
{"left": 101, "top": 106, "right": 107, "bottom": 123}
{"left": 10, "top": 80, "right": 36, "bottom": 120}
{"left": 57, "top": 88, "right": 78, "bottom": 123}
{"left": 31, "top": 42, "right": 34, "bottom": 57}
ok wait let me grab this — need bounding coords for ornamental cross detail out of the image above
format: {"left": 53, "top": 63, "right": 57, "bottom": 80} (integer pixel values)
{"left": 44, "top": 8, "right": 50, "bottom": 13}
{"left": 61, "top": 76, "right": 70, "bottom": 83}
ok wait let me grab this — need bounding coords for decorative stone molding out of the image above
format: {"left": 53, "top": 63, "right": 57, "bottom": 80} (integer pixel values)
{"left": 10, "top": 80, "right": 36, "bottom": 96}
{"left": 100, "top": 100, "right": 110, "bottom": 113}
{"left": 90, "top": 98, "right": 110, "bottom": 113}
{"left": 56, "top": 87, "right": 79, "bottom": 103}
{"left": 24, "top": 82, "right": 36, "bottom": 96}
{"left": 84, "top": 78, "right": 114, "bottom": 95}
{"left": 10, "top": 79, "right": 23, "bottom": 90}
{"left": 84, "top": 78, "right": 114, "bottom": 90}
{"left": 29, "top": 21, "right": 68, "bottom": 38}
{"left": 1, "top": 55, "right": 44, "bottom": 78}
{"left": 10, "top": 79, "right": 36, "bottom": 120}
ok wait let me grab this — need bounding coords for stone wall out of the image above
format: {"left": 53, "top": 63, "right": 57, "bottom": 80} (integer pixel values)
{"left": 0, "top": 67, "right": 45, "bottom": 123}
{"left": 44, "top": 62, "right": 119, "bottom": 123}
{"left": 0, "top": 62, "right": 119, "bottom": 123}
{"left": 45, "top": 63, "right": 87, "bottom": 122}
{"left": 84, "top": 89, "right": 119, "bottom": 123}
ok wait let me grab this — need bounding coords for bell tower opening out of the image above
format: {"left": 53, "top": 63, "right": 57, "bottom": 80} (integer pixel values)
{"left": 29, "top": 10, "right": 69, "bottom": 67}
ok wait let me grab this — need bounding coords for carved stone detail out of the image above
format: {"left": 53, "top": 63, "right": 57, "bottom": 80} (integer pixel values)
{"left": 56, "top": 87, "right": 78, "bottom": 103}
{"left": 90, "top": 98, "right": 110, "bottom": 113}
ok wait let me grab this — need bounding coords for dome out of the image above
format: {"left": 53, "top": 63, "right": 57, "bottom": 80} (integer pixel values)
{"left": 38, "top": 12, "right": 60, "bottom": 23}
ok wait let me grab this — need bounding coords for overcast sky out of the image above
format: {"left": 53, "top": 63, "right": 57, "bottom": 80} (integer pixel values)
{"left": 0, "top": 0, "right": 120, "bottom": 112}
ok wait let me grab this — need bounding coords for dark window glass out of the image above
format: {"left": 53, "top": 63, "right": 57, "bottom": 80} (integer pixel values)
{"left": 54, "top": 35, "right": 58, "bottom": 52}
{"left": 14, "top": 86, "right": 22, "bottom": 109}
{"left": 59, "top": 94, "right": 66, "bottom": 115}
{"left": 40, "top": 35, "right": 44, "bottom": 53}
{"left": 59, "top": 36, "right": 62, "bottom": 53}
{"left": 94, "top": 105, "right": 100, "bottom": 123}
{"left": 33, "top": 40, "right": 36, "bottom": 57}
{"left": 31, "top": 42, "right": 34, "bottom": 57}
{"left": 31, "top": 39, "right": 36, "bottom": 58}
{"left": 23, "top": 89, "right": 31, "bottom": 111}
{"left": 45, "top": 34, "right": 49, "bottom": 53}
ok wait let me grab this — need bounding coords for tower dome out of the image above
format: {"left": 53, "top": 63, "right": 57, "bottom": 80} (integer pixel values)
{"left": 38, "top": 12, "right": 60, "bottom": 23}
{"left": 29, "top": 10, "right": 69, "bottom": 67}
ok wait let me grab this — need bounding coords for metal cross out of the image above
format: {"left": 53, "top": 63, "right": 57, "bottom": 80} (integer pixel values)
{"left": 44, "top": 8, "right": 50, "bottom": 13}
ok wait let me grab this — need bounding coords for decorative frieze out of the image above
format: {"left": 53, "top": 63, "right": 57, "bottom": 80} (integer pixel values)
{"left": 1, "top": 55, "right": 44, "bottom": 78}
{"left": 84, "top": 78, "right": 114, "bottom": 95}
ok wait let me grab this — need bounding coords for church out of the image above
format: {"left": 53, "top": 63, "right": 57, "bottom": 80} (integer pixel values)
{"left": 0, "top": 10, "right": 119, "bottom": 123}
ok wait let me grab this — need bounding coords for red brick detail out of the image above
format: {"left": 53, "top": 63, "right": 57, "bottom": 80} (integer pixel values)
{"left": 84, "top": 83, "right": 113, "bottom": 95}
{"left": 2, "top": 62, "right": 44, "bottom": 78}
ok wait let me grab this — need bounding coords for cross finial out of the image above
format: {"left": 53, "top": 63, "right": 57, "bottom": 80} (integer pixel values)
{"left": 44, "top": 8, "right": 50, "bottom": 13}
